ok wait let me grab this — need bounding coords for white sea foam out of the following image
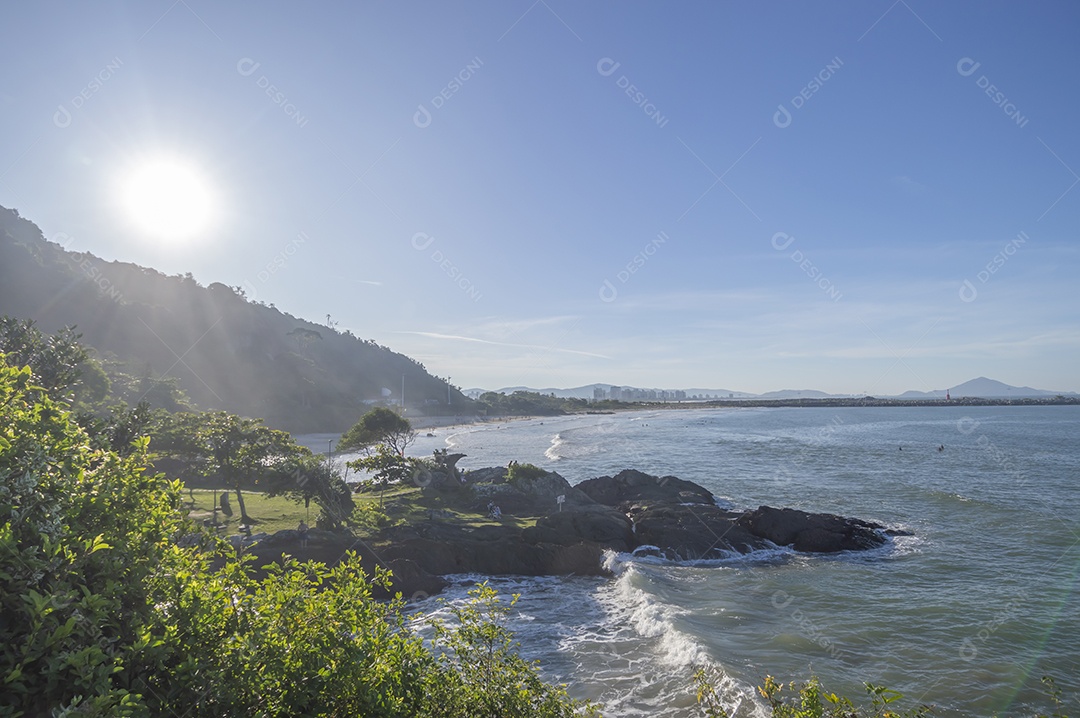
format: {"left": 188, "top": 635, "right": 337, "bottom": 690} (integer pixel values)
{"left": 544, "top": 432, "right": 565, "bottom": 461}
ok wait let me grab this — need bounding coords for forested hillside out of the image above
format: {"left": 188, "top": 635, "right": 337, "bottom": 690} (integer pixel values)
{"left": 0, "top": 205, "right": 469, "bottom": 432}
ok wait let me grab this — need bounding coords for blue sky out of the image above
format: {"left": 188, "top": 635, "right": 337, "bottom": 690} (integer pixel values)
{"left": 2, "top": 1, "right": 1078, "bottom": 395}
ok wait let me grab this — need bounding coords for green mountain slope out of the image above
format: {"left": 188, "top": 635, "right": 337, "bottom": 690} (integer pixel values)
{"left": 0, "top": 205, "right": 469, "bottom": 432}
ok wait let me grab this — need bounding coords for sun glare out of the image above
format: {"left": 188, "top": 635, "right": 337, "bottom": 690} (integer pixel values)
{"left": 120, "top": 158, "right": 214, "bottom": 240}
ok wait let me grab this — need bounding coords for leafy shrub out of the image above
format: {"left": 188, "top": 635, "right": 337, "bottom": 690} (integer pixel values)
{"left": 0, "top": 352, "right": 591, "bottom": 717}
{"left": 506, "top": 462, "right": 548, "bottom": 485}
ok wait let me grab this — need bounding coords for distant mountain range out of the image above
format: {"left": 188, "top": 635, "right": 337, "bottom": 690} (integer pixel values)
{"left": 465, "top": 384, "right": 754, "bottom": 400}
{"left": 469, "top": 377, "right": 1076, "bottom": 401}
{"left": 896, "top": 376, "right": 1074, "bottom": 399}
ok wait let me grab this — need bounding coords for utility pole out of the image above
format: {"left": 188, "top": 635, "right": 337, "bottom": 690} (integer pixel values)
{"left": 447, "top": 377, "right": 452, "bottom": 406}
{"left": 401, "top": 375, "right": 405, "bottom": 411}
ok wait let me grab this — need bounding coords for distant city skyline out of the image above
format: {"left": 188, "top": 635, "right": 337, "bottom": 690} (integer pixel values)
{"left": 2, "top": 2, "right": 1078, "bottom": 395}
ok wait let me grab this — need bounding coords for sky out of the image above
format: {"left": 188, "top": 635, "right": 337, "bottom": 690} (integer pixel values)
{"left": 2, "top": 1, "right": 1078, "bottom": 396}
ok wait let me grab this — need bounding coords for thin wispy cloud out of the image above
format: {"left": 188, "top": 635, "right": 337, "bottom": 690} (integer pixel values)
{"left": 396, "top": 331, "right": 611, "bottom": 360}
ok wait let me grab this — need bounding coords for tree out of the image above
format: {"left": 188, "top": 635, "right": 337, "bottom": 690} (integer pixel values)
{"left": 267, "top": 451, "right": 355, "bottom": 530}
{"left": 151, "top": 410, "right": 306, "bottom": 525}
{"left": 196, "top": 412, "right": 303, "bottom": 524}
{"left": 286, "top": 326, "right": 322, "bottom": 354}
{"left": 0, "top": 316, "right": 94, "bottom": 402}
{"left": 339, "top": 405, "right": 416, "bottom": 455}
{"left": 347, "top": 444, "right": 417, "bottom": 506}
{"left": 0, "top": 354, "right": 195, "bottom": 715}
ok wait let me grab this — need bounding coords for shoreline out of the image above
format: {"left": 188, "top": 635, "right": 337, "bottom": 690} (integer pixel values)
{"left": 407, "top": 414, "right": 540, "bottom": 431}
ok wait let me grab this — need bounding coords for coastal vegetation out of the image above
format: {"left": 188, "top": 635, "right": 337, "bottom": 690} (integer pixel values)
{"left": 0, "top": 351, "right": 594, "bottom": 716}
{"left": 476, "top": 389, "right": 630, "bottom": 416}
{"left": 1, "top": 323, "right": 1074, "bottom": 715}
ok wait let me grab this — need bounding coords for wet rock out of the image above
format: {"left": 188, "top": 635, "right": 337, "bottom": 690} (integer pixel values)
{"left": 625, "top": 503, "right": 767, "bottom": 559}
{"left": 248, "top": 528, "right": 447, "bottom": 598}
{"left": 736, "top": 505, "right": 887, "bottom": 553}
{"left": 522, "top": 505, "right": 635, "bottom": 552}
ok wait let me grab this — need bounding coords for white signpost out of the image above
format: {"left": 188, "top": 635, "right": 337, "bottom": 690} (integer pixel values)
{"left": 556, "top": 494, "right": 565, "bottom": 512}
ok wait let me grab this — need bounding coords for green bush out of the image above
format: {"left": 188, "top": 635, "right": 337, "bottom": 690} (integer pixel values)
{"left": 0, "top": 352, "right": 592, "bottom": 717}
{"left": 506, "top": 462, "right": 548, "bottom": 485}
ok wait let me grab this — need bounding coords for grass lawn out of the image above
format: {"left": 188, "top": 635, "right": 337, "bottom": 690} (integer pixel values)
{"left": 353, "top": 484, "right": 539, "bottom": 532}
{"left": 184, "top": 488, "right": 310, "bottom": 535}
{"left": 185, "top": 484, "right": 543, "bottom": 537}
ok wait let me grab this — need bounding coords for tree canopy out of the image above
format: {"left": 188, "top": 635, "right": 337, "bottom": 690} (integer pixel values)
{"left": 338, "top": 406, "right": 415, "bottom": 454}
{"left": 0, "top": 350, "right": 594, "bottom": 716}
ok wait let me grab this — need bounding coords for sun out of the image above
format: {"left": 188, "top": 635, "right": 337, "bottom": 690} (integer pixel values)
{"left": 120, "top": 157, "right": 215, "bottom": 240}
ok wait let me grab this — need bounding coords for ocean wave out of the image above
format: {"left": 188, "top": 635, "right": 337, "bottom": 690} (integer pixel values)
{"left": 544, "top": 432, "right": 565, "bottom": 461}
{"left": 574, "top": 558, "right": 766, "bottom": 716}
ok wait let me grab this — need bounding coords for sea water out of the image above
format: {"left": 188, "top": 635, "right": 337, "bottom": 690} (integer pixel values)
{"left": 336, "top": 406, "right": 1080, "bottom": 716}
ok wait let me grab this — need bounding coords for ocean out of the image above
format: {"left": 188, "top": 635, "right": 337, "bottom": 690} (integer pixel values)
{"left": 318, "top": 405, "right": 1080, "bottom": 716}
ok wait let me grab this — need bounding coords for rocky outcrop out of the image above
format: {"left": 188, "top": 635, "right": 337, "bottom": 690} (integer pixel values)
{"left": 736, "top": 506, "right": 889, "bottom": 553}
{"left": 625, "top": 503, "right": 767, "bottom": 559}
{"left": 247, "top": 528, "right": 447, "bottom": 599}
{"left": 522, "top": 505, "right": 635, "bottom": 552}
{"left": 266, "top": 468, "right": 905, "bottom": 596}
{"left": 577, "top": 469, "right": 715, "bottom": 509}
{"left": 470, "top": 469, "right": 592, "bottom": 515}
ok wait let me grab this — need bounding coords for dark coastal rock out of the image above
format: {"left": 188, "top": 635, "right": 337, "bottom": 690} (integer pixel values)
{"left": 309, "top": 466, "right": 909, "bottom": 595}
{"left": 522, "top": 505, "right": 635, "bottom": 552}
{"left": 470, "top": 469, "right": 592, "bottom": 515}
{"left": 736, "top": 505, "right": 887, "bottom": 553}
{"left": 248, "top": 528, "right": 447, "bottom": 598}
{"left": 461, "top": 466, "right": 508, "bottom": 485}
{"left": 625, "top": 503, "right": 768, "bottom": 559}
{"left": 378, "top": 532, "right": 607, "bottom": 578}
{"left": 577, "top": 469, "right": 715, "bottom": 509}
